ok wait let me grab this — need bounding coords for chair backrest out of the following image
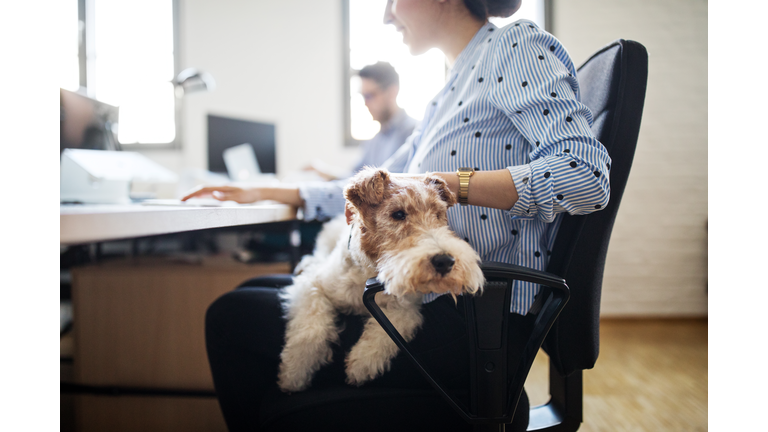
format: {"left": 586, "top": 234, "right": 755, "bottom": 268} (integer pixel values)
{"left": 544, "top": 39, "right": 648, "bottom": 376}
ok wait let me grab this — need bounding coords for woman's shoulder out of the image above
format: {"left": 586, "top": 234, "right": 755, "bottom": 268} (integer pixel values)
{"left": 492, "top": 19, "right": 558, "bottom": 47}
{"left": 495, "top": 18, "right": 541, "bottom": 33}
{"left": 489, "top": 19, "right": 574, "bottom": 68}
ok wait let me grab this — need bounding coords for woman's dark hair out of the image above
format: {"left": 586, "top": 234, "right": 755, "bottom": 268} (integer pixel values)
{"left": 463, "top": 0, "right": 521, "bottom": 20}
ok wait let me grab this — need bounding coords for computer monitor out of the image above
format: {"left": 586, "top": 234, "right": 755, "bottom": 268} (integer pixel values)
{"left": 60, "top": 88, "right": 120, "bottom": 153}
{"left": 207, "top": 114, "right": 276, "bottom": 175}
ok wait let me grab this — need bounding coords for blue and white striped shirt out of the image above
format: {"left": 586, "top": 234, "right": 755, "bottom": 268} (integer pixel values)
{"left": 299, "top": 20, "right": 611, "bottom": 314}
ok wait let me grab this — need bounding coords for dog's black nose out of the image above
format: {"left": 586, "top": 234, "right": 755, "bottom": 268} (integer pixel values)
{"left": 431, "top": 254, "right": 455, "bottom": 276}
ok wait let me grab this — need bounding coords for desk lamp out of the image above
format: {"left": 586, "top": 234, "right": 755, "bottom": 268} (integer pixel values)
{"left": 173, "top": 68, "right": 216, "bottom": 97}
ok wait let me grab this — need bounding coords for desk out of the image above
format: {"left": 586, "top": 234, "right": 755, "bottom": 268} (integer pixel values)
{"left": 60, "top": 202, "right": 298, "bottom": 245}
{"left": 61, "top": 202, "right": 299, "bottom": 432}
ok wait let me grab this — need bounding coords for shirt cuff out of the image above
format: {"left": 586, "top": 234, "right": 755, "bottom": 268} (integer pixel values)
{"left": 297, "top": 181, "right": 348, "bottom": 221}
{"left": 507, "top": 165, "right": 534, "bottom": 218}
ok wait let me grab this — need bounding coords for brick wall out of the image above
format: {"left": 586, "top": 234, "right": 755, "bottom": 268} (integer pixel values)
{"left": 552, "top": 0, "right": 708, "bottom": 316}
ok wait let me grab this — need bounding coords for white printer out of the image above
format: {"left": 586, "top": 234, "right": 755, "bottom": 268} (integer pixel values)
{"left": 60, "top": 149, "right": 179, "bottom": 204}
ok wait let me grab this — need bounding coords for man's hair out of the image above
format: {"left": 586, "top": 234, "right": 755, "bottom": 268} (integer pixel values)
{"left": 358, "top": 62, "right": 399, "bottom": 89}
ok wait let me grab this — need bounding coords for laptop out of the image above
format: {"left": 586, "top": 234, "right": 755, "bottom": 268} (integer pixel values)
{"left": 223, "top": 143, "right": 261, "bottom": 181}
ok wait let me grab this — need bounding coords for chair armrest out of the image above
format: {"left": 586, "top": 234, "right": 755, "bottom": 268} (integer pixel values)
{"left": 363, "top": 262, "right": 570, "bottom": 426}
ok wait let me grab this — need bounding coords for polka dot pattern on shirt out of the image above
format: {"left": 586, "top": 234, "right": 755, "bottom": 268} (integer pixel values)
{"left": 321, "top": 19, "right": 614, "bottom": 316}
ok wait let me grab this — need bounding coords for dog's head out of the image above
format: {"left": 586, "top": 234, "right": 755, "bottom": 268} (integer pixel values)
{"left": 344, "top": 167, "right": 484, "bottom": 297}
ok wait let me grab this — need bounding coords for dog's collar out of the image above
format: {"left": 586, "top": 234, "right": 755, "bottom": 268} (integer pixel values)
{"left": 348, "top": 223, "right": 354, "bottom": 251}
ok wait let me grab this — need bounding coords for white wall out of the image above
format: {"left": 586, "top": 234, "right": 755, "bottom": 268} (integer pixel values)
{"left": 138, "top": 0, "right": 708, "bottom": 317}
{"left": 553, "top": 0, "right": 708, "bottom": 316}
{"left": 140, "top": 0, "right": 361, "bottom": 179}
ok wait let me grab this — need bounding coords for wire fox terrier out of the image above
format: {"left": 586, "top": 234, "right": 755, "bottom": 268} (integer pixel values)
{"left": 277, "top": 167, "right": 485, "bottom": 392}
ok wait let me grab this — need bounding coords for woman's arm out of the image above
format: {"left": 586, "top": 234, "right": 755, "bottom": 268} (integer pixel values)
{"left": 485, "top": 23, "right": 611, "bottom": 221}
{"left": 180, "top": 185, "right": 303, "bottom": 206}
{"left": 431, "top": 169, "right": 519, "bottom": 210}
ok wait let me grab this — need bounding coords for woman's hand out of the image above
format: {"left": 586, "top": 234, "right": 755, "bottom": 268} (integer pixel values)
{"left": 181, "top": 185, "right": 261, "bottom": 204}
{"left": 180, "top": 185, "right": 304, "bottom": 207}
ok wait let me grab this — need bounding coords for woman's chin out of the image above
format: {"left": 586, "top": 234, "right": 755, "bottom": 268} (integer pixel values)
{"left": 399, "top": 33, "right": 428, "bottom": 56}
{"left": 406, "top": 42, "right": 430, "bottom": 56}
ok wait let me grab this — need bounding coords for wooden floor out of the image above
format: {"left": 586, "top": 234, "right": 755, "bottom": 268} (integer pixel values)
{"left": 62, "top": 318, "right": 707, "bottom": 431}
{"left": 524, "top": 318, "right": 708, "bottom": 432}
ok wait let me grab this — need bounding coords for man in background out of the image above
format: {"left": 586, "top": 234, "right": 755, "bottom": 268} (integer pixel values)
{"left": 307, "top": 61, "right": 418, "bottom": 181}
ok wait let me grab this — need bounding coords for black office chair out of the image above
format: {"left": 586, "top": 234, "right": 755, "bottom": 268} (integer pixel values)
{"left": 256, "top": 39, "right": 648, "bottom": 432}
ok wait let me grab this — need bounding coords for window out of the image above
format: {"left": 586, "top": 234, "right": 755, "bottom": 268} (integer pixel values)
{"left": 57, "top": 0, "right": 81, "bottom": 93}
{"left": 59, "top": 0, "right": 179, "bottom": 147}
{"left": 344, "top": 0, "right": 550, "bottom": 145}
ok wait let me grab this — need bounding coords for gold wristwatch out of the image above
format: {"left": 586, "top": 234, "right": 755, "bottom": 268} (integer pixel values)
{"left": 456, "top": 167, "right": 475, "bottom": 206}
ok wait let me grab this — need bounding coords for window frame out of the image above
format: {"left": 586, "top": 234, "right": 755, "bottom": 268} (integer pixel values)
{"left": 75, "top": 0, "right": 182, "bottom": 150}
{"left": 341, "top": 0, "right": 357, "bottom": 148}
{"left": 341, "top": 0, "right": 553, "bottom": 148}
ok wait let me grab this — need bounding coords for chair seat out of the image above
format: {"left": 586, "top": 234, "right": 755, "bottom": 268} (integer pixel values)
{"left": 260, "top": 386, "right": 529, "bottom": 432}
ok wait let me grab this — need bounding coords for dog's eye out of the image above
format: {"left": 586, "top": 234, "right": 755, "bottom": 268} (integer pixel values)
{"left": 391, "top": 210, "right": 407, "bottom": 221}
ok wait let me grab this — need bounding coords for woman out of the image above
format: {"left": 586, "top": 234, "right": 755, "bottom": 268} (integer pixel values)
{"left": 191, "top": 0, "right": 611, "bottom": 430}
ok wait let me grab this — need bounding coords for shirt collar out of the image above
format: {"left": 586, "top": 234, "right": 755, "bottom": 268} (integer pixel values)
{"left": 380, "top": 108, "right": 407, "bottom": 134}
{"left": 449, "top": 21, "right": 498, "bottom": 76}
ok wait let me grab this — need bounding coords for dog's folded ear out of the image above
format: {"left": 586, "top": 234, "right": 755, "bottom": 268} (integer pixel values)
{"left": 344, "top": 167, "right": 392, "bottom": 210}
{"left": 424, "top": 175, "right": 457, "bottom": 207}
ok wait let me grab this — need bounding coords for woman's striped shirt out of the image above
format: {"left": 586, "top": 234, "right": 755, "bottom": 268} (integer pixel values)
{"left": 299, "top": 20, "right": 611, "bottom": 315}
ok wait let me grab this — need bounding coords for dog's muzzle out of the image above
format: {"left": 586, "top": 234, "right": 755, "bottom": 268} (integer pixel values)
{"left": 430, "top": 254, "right": 455, "bottom": 276}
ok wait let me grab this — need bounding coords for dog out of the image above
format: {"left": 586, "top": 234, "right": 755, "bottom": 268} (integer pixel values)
{"left": 277, "top": 167, "right": 485, "bottom": 392}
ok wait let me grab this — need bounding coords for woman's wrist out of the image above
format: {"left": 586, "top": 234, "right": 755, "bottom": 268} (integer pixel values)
{"left": 434, "top": 169, "right": 518, "bottom": 210}
{"left": 259, "top": 187, "right": 304, "bottom": 207}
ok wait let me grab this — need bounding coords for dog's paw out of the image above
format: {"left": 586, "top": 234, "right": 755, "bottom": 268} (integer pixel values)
{"left": 344, "top": 350, "right": 389, "bottom": 386}
{"left": 277, "top": 365, "right": 312, "bottom": 393}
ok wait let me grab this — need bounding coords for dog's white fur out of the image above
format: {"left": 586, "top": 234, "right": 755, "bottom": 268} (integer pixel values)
{"left": 277, "top": 168, "right": 484, "bottom": 392}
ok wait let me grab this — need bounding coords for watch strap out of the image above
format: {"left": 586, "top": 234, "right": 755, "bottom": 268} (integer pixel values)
{"left": 457, "top": 168, "right": 474, "bottom": 206}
